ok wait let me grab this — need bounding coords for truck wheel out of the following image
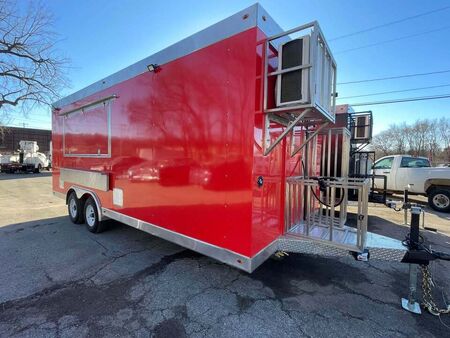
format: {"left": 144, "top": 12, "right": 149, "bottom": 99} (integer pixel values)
{"left": 68, "top": 192, "right": 84, "bottom": 224}
{"left": 428, "top": 188, "right": 450, "bottom": 213}
{"left": 33, "top": 164, "right": 41, "bottom": 174}
{"left": 84, "top": 197, "right": 104, "bottom": 233}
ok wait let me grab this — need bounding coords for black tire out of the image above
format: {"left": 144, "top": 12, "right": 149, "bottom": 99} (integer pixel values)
{"left": 33, "top": 164, "right": 41, "bottom": 174}
{"left": 428, "top": 188, "right": 450, "bottom": 213}
{"left": 84, "top": 197, "right": 104, "bottom": 233}
{"left": 67, "top": 192, "right": 84, "bottom": 224}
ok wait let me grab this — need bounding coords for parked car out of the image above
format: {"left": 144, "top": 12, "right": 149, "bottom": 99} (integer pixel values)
{"left": 372, "top": 155, "right": 450, "bottom": 212}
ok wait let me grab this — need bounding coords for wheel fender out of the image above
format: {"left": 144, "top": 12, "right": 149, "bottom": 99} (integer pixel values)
{"left": 425, "top": 179, "right": 450, "bottom": 194}
{"left": 67, "top": 186, "right": 103, "bottom": 221}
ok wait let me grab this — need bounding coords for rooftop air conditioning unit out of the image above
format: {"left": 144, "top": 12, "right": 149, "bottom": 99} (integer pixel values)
{"left": 276, "top": 36, "right": 310, "bottom": 107}
{"left": 353, "top": 115, "right": 370, "bottom": 140}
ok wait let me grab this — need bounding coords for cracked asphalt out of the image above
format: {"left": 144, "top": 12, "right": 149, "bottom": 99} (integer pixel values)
{"left": 1, "top": 173, "right": 450, "bottom": 337}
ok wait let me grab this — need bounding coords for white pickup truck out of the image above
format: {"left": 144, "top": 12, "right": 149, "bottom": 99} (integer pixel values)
{"left": 372, "top": 155, "right": 450, "bottom": 212}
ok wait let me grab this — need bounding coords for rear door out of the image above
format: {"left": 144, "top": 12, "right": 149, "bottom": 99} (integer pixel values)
{"left": 372, "top": 156, "right": 394, "bottom": 191}
{"left": 395, "top": 156, "right": 431, "bottom": 192}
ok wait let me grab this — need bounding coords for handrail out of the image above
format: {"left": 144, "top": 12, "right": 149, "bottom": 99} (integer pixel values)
{"left": 285, "top": 176, "right": 369, "bottom": 252}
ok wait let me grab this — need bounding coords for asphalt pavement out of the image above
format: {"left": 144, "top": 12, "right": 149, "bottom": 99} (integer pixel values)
{"left": 0, "top": 173, "right": 449, "bottom": 337}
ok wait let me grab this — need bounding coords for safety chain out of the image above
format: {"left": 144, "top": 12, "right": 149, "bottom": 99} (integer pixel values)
{"left": 420, "top": 264, "right": 450, "bottom": 316}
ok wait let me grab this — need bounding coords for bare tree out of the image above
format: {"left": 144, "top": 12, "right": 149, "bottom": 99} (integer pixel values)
{"left": 372, "top": 129, "right": 393, "bottom": 156}
{"left": 390, "top": 122, "right": 407, "bottom": 154}
{"left": 0, "top": 0, "right": 67, "bottom": 124}
{"left": 438, "top": 117, "right": 450, "bottom": 161}
{"left": 373, "top": 117, "right": 450, "bottom": 164}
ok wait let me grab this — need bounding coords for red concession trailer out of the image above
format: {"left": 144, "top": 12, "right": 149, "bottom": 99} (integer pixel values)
{"left": 52, "top": 4, "right": 406, "bottom": 272}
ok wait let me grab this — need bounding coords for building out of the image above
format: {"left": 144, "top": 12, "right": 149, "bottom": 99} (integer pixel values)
{"left": 0, "top": 126, "right": 51, "bottom": 154}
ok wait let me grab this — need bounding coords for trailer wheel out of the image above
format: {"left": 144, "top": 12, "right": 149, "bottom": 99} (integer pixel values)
{"left": 84, "top": 197, "right": 104, "bottom": 233}
{"left": 68, "top": 192, "right": 84, "bottom": 224}
{"left": 428, "top": 188, "right": 450, "bottom": 213}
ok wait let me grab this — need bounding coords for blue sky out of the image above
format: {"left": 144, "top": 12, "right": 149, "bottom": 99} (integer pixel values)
{"left": 9, "top": 0, "right": 450, "bottom": 134}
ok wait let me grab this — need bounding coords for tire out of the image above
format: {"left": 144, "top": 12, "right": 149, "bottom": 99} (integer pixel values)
{"left": 84, "top": 197, "right": 104, "bottom": 233}
{"left": 34, "top": 164, "right": 41, "bottom": 174}
{"left": 68, "top": 192, "right": 84, "bottom": 224}
{"left": 428, "top": 188, "right": 450, "bottom": 213}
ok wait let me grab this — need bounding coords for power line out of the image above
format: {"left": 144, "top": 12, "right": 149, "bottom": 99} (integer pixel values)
{"left": 337, "top": 69, "right": 450, "bottom": 85}
{"left": 11, "top": 116, "right": 50, "bottom": 123}
{"left": 330, "top": 5, "right": 450, "bottom": 41}
{"left": 350, "top": 93, "right": 450, "bottom": 107}
{"left": 334, "top": 25, "right": 450, "bottom": 54}
{"left": 338, "top": 83, "right": 450, "bottom": 100}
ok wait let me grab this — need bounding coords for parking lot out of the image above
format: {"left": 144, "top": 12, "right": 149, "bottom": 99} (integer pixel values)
{"left": 0, "top": 173, "right": 449, "bottom": 337}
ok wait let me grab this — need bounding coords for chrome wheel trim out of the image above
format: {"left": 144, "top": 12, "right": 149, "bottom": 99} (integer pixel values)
{"left": 433, "top": 194, "right": 450, "bottom": 209}
{"left": 69, "top": 198, "right": 77, "bottom": 218}
{"left": 86, "top": 204, "right": 96, "bottom": 227}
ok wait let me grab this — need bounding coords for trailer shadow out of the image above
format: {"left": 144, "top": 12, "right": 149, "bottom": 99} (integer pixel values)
{"left": 0, "top": 171, "right": 52, "bottom": 180}
{"left": 1, "top": 214, "right": 450, "bottom": 337}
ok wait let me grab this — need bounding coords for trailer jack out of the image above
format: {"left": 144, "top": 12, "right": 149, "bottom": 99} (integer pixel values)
{"left": 401, "top": 205, "right": 450, "bottom": 315}
{"left": 402, "top": 264, "right": 421, "bottom": 314}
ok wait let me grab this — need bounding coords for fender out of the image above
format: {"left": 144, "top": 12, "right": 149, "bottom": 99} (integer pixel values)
{"left": 66, "top": 186, "right": 104, "bottom": 222}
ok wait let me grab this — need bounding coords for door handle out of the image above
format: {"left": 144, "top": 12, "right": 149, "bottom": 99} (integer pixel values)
{"left": 382, "top": 171, "right": 390, "bottom": 174}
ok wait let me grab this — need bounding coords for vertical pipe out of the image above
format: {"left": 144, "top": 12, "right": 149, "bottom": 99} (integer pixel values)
{"left": 263, "top": 40, "right": 268, "bottom": 111}
{"left": 327, "top": 129, "right": 332, "bottom": 177}
{"left": 293, "top": 183, "right": 298, "bottom": 226}
{"left": 303, "top": 131, "right": 309, "bottom": 222}
{"left": 357, "top": 186, "right": 363, "bottom": 248}
{"left": 321, "top": 134, "right": 326, "bottom": 176}
{"left": 404, "top": 187, "right": 409, "bottom": 225}
{"left": 334, "top": 133, "right": 338, "bottom": 177}
{"left": 361, "top": 181, "right": 369, "bottom": 249}
{"left": 286, "top": 183, "right": 291, "bottom": 233}
{"left": 312, "top": 135, "right": 317, "bottom": 176}
{"left": 318, "top": 186, "right": 323, "bottom": 226}
{"left": 306, "top": 181, "right": 311, "bottom": 236}
{"left": 339, "top": 183, "right": 345, "bottom": 227}
{"left": 330, "top": 184, "right": 335, "bottom": 241}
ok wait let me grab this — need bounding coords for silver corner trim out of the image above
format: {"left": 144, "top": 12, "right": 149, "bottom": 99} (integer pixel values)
{"left": 102, "top": 208, "right": 257, "bottom": 272}
{"left": 60, "top": 168, "right": 109, "bottom": 192}
{"left": 255, "top": 4, "right": 284, "bottom": 39}
{"left": 249, "top": 240, "right": 279, "bottom": 272}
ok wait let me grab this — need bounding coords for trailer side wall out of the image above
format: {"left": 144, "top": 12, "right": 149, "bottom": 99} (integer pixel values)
{"left": 53, "top": 28, "right": 261, "bottom": 257}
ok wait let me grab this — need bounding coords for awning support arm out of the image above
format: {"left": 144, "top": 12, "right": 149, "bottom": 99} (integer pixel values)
{"left": 264, "top": 109, "right": 310, "bottom": 156}
{"left": 291, "top": 121, "right": 329, "bottom": 157}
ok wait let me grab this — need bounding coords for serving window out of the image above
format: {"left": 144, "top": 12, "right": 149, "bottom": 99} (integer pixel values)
{"left": 62, "top": 97, "right": 113, "bottom": 157}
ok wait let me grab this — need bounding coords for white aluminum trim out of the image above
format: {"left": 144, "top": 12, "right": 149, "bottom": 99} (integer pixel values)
{"left": 249, "top": 240, "right": 279, "bottom": 272}
{"left": 53, "top": 4, "right": 283, "bottom": 109}
{"left": 102, "top": 208, "right": 255, "bottom": 272}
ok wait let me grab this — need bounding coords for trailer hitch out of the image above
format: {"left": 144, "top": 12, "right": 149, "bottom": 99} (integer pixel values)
{"left": 401, "top": 205, "right": 450, "bottom": 315}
